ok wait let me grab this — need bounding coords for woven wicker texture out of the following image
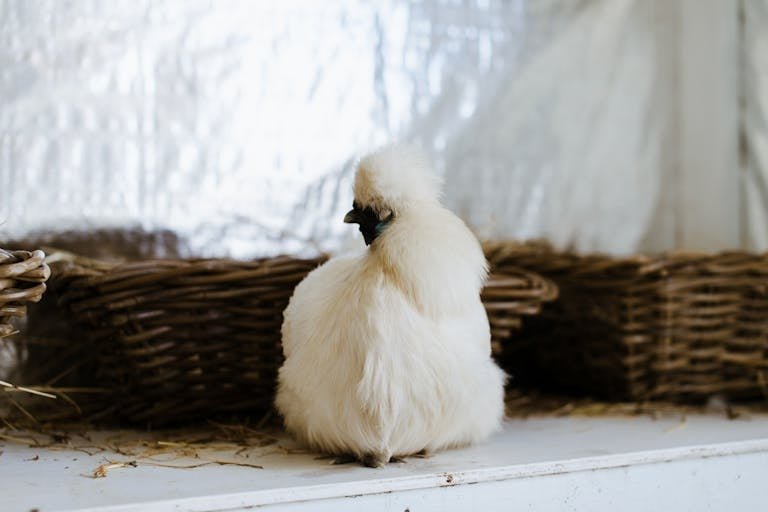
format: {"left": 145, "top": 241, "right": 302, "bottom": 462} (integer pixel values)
{"left": 49, "top": 255, "right": 556, "bottom": 425}
{"left": 482, "top": 269, "right": 558, "bottom": 354}
{"left": 0, "top": 249, "right": 50, "bottom": 338}
{"left": 485, "top": 241, "right": 768, "bottom": 402}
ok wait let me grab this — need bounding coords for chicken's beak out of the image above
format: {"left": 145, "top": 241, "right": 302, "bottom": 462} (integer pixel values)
{"left": 344, "top": 209, "right": 362, "bottom": 224}
{"left": 344, "top": 206, "right": 390, "bottom": 246}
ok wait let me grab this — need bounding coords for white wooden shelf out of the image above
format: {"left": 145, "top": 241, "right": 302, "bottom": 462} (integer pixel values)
{"left": 1, "top": 414, "right": 767, "bottom": 512}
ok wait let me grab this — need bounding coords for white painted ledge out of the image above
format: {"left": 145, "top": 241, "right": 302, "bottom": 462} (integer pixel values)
{"left": 1, "top": 415, "right": 767, "bottom": 512}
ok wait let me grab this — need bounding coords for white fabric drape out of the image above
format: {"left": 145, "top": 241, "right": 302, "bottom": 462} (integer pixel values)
{"left": 743, "top": 0, "right": 768, "bottom": 251}
{"left": 0, "top": 0, "right": 677, "bottom": 257}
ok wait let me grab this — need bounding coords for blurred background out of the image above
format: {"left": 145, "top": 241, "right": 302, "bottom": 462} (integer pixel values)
{"left": 0, "top": 0, "right": 766, "bottom": 258}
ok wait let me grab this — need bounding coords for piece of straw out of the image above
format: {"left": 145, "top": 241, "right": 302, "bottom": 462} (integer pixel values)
{"left": 0, "top": 379, "right": 57, "bottom": 399}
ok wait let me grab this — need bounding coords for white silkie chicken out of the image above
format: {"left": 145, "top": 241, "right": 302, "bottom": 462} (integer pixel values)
{"left": 275, "top": 145, "right": 506, "bottom": 467}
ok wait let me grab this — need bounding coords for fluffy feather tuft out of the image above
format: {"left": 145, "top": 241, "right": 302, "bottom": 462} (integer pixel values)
{"left": 354, "top": 144, "right": 443, "bottom": 215}
{"left": 276, "top": 145, "right": 505, "bottom": 466}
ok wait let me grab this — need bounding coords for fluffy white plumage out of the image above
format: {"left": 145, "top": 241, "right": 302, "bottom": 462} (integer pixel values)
{"left": 275, "top": 144, "right": 506, "bottom": 467}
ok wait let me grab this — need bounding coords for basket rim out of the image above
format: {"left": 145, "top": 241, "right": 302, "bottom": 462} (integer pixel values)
{"left": 484, "top": 239, "right": 768, "bottom": 277}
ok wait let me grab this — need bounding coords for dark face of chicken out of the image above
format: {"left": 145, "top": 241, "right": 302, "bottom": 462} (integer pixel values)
{"left": 344, "top": 202, "right": 392, "bottom": 246}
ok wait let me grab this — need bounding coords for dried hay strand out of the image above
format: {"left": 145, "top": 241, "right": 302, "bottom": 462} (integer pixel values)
{"left": 503, "top": 389, "right": 768, "bottom": 420}
{"left": 1, "top": 391, "right": 764, "bottom": 481}
{"left": 0, "top": 418, "right": 294, "bottom": 478}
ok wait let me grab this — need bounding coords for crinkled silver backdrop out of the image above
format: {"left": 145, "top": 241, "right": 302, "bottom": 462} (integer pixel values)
{"left": 1, "top": 0, "right": 673, "bottom": 257}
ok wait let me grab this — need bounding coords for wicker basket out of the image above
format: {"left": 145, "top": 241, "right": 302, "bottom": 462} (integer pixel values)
{"left": 46, "top": 254, "right": 555, "bottom": 425}
{"left": 485, "top": 241, "right": 768, "bottom": 402}
{"left": 0, "top": 249, "right": 50, "bottom": 338}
